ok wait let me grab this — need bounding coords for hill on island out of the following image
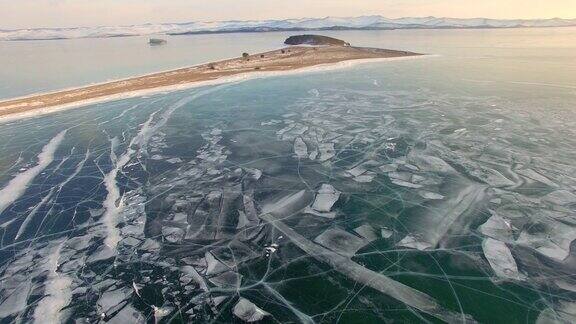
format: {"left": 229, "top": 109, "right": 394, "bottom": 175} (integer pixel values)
{"left": 284, "top": 35, "right": 351, "bottom": 46}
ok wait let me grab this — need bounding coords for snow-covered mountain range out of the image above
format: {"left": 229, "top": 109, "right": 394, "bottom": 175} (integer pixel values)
{"left": 2, "top": 16, "right": 576, "bottom": 41}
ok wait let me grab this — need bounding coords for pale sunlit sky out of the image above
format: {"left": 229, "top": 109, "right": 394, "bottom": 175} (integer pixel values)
{"left": 1, "top": 0, "right": 575, "bottom": 29}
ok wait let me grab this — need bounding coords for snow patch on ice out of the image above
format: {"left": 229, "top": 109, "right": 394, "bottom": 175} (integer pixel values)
{"left": 0, "top": 130, "right": 66, "bottom": 214}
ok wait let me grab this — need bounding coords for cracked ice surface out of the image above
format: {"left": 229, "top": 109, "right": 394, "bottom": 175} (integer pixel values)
{"left": 0, "top": 66, "right": 576, "bottom": 323}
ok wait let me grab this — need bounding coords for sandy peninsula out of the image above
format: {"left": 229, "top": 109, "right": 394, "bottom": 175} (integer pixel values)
{"left": 0, "top": 45, "right": 421, "bottom": 120}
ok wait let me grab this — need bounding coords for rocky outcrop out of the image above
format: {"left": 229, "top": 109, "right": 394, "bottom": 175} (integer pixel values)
{"left": 284, "top": 34, "right": 350, "bottom": 46}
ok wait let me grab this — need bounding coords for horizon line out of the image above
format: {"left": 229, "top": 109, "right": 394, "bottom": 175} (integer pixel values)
{"left": 2, "top": 14, "right": 576, "bottom": 31}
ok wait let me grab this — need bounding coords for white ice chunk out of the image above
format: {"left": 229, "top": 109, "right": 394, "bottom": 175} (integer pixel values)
{"left": 517, "top": 169, "right": 558, "bottom": 188}
{"left": 180, "top": 266, "right": 209, "bottom": 292}
{"left": 162, "top": 227, "right": 185, "bottom": 243}
{"left": 242, "top": 194, "right": 260, "bottom": 224}
{"left": 236, "top": 210, "right": 249, "bottom": 229}
{"left": 233, "top": 298, "right": 269, "bottom": 322}
{"left": 397, "top": 235, "right": 432, "bottom": 250}
{"left": 87, "top": 245, "right": 115, "bottom": 263}
{"left": 482, "top": 238, "right": 522, "bottom": 280}
{"left": 153, "top": 306, "right": 173, "bottom": 323}
{"left": 166, "top": 157, "right": 184, "bottom": 164}
{"left": 411, "top": 174, "right": 427, "bottom": 183}
{"left": 303, "top": 207, "right": 336, "bottom": 219}
{"left": 212, "top": 296, "right": 228, "bottom": 307}
{"left": 209, "top": 271, "right": 242, "bottom": 288}
{"left": 311, "top": 184, "right": 341, "bottom": 212}
{"left": 121, "top": 224, "right": 143, "bottom": 236}
{"left": 555, "top": 280, "right": 576, "bottom": 293}
{"left": 294, "top": 137, "right": 308, "bottom": 159}
{"left": 379, "top": 164, "right": 398, "bottom": 173}
{"left": 381, "top": 227, "right": 394, "bottom": 239}
{"left": 478, "top": 214, "right": 514, "bottom": 241}
{"left": 318, "top": 143, "right": 335, "bottom": 162}
{"left": 205, "top": 252, "right": 229, "bottom": 276}
{"left": 407, "top": 154, "right": 455, "bottom": 174}
{"left": 417, "top": 190, "right": 445, "bottom": 200}
{"left": 391, "top": 179, "right": 423, "bottom": 189}
{"left": 247, "top": 168, "right": 262, "bottom": 181}
{"left": 65, "top": 235, "right": 92, "bottom": 251}
{"left": 354, "top": 224, "right": 379, "bottom": 242}
{"left": 543, "top": 190, "right": 576, "bottom": 206}
{"left": 346, "top": 166, "right": 367, "bottom": 178}
{"left": 354, "top": 172, "right": 377, "bottom": 183}
{"left": 388, "top": 172, "right": 412, "bottom": 182}
{"left": 172, "top": 212, "right": 187, "bottom": 223}
{"left": 471, "top": 167, "right": 515, "bottom": 188}
{"left": 261, "top": 120, "right": 281, "bottom": 126}
{"left": 516, "top": 223, "right": 575, "bottom": 262}
{"left": 120, "top": 237, "right": 140, "bottom": 247}
{"left": 262, "top": 190, "right": 312, "bottom": 217}
{"left": 308, "top": 150, "right": 318, "bottom": 160}
{"left": 139, "top": 239, "right": 161, "bottom": 252}
{"left": 98, "top": 288, "right": 131, "bottom": 315}
{"left": 408, "top": 184, "right": 487, "bottom": 249}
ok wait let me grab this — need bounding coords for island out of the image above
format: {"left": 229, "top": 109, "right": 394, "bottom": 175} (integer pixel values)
{"left": 0, "top": 36, "right": 421, "bottom": 121}
{"left": 284, "top": 34, "right": 351, "bottom": 46}
{"left": 149, "top": 38, "right": 167, "bottom": 45}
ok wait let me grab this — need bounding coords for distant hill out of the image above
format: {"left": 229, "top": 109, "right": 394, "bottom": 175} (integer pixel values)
{"left": 2, "top": 16, "right": 576, "bottom": 41}
{"left": 284, "top": 35, "right": 350, "bottom": 46}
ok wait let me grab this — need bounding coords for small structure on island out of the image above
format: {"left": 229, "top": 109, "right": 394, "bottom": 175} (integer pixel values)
{"left": 149, "top": 38, "right": 167, "bottom": 46}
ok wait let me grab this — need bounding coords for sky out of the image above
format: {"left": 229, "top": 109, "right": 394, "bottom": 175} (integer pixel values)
{"left": 1, "top": 0, "right": 576, "bottom": 29}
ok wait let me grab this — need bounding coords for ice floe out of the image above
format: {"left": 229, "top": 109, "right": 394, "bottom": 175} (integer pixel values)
{"left": 294, "top": 137, "right": 308, "bottom": 158}
{"left": 310, "top": 184, "right": 340, "bottom": 212}
{"left": 543, "top": 190, "right": 576, "bottom": 206}
{"left": 233, "top": 298, "right": 269, "bottom": 322}
{"left": 314, "top": 227, "right": 369, "bottom": 257}
{"left": 482, "top": 238, "right": 523, "bottom": 281}
{"left": 478, "top": 214, "right": 514, "bottom": 241}
{"left": 354, "top": 224, "right": 379, "bottom": 242}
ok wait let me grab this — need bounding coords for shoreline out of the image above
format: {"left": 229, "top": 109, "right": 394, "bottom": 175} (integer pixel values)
{"left": 0, "top": 46, "right": 423, "bottom": 123}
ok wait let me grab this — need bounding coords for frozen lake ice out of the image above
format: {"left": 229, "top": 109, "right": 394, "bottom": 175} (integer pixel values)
{"left": 1, "top": 27, "right": 576, "bottom": 323}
